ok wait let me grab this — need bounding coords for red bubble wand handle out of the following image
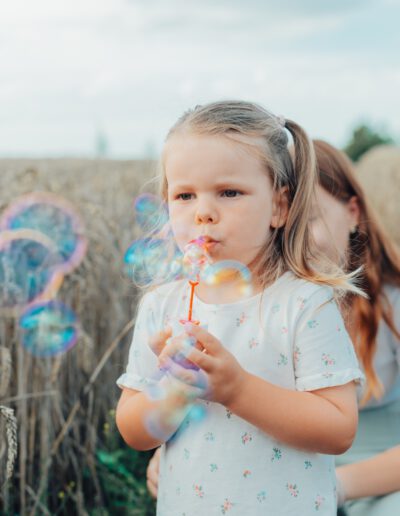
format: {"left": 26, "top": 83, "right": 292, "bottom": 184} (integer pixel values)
{"left": 179, "top": 237, "right": 210, "bottom": 326}
{"left": 187, "top": 280, "right": 199, "bottom": 323}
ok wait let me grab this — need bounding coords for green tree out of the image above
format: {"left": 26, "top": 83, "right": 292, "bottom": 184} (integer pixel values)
{"left": 344, "top": 124, "right": 394, "bottom": 162}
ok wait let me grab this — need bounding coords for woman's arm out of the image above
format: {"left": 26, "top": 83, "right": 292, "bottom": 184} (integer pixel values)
{"left": 146, "top": 447, "right": 161, "bottom": 498}
{"left": 336, "top": 446, "right": 400, "bottom": 501}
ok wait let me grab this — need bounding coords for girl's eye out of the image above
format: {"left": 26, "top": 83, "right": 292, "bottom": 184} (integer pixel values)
{"left": 177, "top": 193, "right": 193, "bottom": 201}
{"left": 221, "top": 189, "right": 241, "bottom": 198}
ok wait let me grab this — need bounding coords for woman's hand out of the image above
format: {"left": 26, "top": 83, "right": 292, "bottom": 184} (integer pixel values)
{"left": 335, "top": 446, "right": 400, "bottom": 501}
{"left": 146, "top": 447, "right": 161, "bottom": 499}
{"left": 157, "top": 322, "right": 247, "bottom": 406}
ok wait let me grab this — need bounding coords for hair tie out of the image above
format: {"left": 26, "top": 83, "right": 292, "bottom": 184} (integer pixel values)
{"left": 276, "top": 115, "right": 286, "bottom": 129}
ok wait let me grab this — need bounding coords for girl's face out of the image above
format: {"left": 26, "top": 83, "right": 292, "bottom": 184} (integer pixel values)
{"left": 164, "top": 133, "right": 286, "bottom": 272}
{"left": 311, "top": 185, "right": 359, "bottom": 266}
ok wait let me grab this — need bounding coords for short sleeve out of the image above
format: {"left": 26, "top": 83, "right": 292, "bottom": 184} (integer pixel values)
{"left": 116, "top": 291, "right": 160, "bottom": 391}
{"left": 294, "top": 286, "right": 364, "bottom": 391}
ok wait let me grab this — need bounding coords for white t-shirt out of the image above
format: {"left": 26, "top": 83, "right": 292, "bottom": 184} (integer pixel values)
{"left": 117, "top": 272, "right": 364, "bottom": 515}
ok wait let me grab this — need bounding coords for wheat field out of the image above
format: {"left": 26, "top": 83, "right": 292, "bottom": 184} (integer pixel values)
{"left": 0, "top": 158, "right": 157, "bottom": 515}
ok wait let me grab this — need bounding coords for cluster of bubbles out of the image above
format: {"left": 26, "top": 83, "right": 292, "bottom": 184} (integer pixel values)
{"left": 126, "top": 193, "right": 253, "bottom": 439}
{"left": 124, "top": 194, "right": 253, "bottom": 296}
{"left": 124, "top": 194, "right": 182, "bottom": 286}
{"left": 0, "top": 192, "right": 87, "bottom": 356}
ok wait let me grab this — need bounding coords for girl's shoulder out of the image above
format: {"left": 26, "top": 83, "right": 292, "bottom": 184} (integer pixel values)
{"left": 273, "top": 271, "right": 334, "bottom": 303}
{"left": 140, "top": 279, "right": 187, "bottom": 306}
{"left": 265, "top": 272, "right": 335, "bottom": 322}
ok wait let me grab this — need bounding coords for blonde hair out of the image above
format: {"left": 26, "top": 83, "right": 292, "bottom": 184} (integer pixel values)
{"left": 314, "top": 139, "right": 400, "bottom": 404}
{"left": 161, "top": 100, "right": 361, "bottom": 294}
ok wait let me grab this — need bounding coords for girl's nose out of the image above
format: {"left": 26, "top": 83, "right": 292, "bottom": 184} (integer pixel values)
{"left": 195, "top": 202, "right": 218, "bottom": 225}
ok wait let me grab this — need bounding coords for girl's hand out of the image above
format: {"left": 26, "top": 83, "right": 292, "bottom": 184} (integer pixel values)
{"left": 158, "top": 322, "right": 247, "bottom": 406}
{"left": 149, "top": 328, "right": 205, "bottom": 403}
{"left": 146, "top": 447, "right": 161, "bottom": 499}
{"left": 149, "top": 326, "right": 173, "bottom": 356}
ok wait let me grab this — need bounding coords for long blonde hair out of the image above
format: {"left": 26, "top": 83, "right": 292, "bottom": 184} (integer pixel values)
{"left": 161, "top": 100, "right": 360, "bottom": 294}
{"left": 314, "top": 139, "right": 400, "bottom": 404}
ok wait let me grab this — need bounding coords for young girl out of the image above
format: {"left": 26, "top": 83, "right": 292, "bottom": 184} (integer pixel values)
{"left": 310, "top": 140, "right": 400, "bottom": 515}
{"left": 116, "top": 101, "right": 363, "bottom": 515}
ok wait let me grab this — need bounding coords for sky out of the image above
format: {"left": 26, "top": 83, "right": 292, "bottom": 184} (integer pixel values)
{"left": 0, "top": 0, "right": 399, "bottom": 158}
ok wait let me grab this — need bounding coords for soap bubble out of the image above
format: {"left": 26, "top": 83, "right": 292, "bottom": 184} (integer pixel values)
{"left": 19, "top": 300, "right": 78, "bottom": 356}
{"left": 0, "top": 192, "right": 87, "bottom": 275}
{"left": 200, "top": 260, "right": 253, "bottom": 301}
{"left": 134, "top": 193, "right": 168, "bottom": 232}
{"left": 0, "top": 229, "right": 62, "bottom": 312}
{"left": 124, "top": 237, "right": 182, "bottom": 286}
{"left": 182, "top": 237, "right": 211, "bottom": 281}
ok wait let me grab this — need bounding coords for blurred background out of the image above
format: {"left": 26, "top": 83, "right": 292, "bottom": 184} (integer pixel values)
{"left": 1, "top": 1, "right": 399, "bottom": 515}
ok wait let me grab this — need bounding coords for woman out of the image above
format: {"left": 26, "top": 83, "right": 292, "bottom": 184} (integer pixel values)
{"left": 146, "top": 139, "right": 400, "bottom": 515}
{"left": 312, "top": 139, "right": 400, "bottom": 515}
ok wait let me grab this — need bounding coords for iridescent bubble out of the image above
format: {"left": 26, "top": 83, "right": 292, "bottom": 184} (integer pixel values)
{"left": 189, "top": 404, "right": 207, "bottom": 423}
{"left": 19, "top": 300, "right": 78, "bottom": 356}
{"left": 169, "top": 334, "right": 200, "bottom": 371}
{"left": 182, "top": 237, "right": 211, "bottom": 281}
{"left": 200, "top": 260, "right": 253, "bottom": 301}
{"left": 134, "top": 193, "right": 168, "bottom": 232}
{"left": 124, "top": 237, "right": 182, "bottom": 286}
{"left": 0, "top": 192, "right": 87, "bottom": 275}
{"left": 0, "top": 229, "right": 62, "bottom": 312}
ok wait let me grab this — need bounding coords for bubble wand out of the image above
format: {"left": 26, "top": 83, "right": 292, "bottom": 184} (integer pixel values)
{"left": 180, "top": 236, "right": 211, "bottom": 325}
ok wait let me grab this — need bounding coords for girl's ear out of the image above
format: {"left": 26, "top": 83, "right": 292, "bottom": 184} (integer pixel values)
{"left": 347, "top": 195, "right": 360, "bottom": 230}
{"left": 271, "top": 187, "right": 289, "bottom": 229}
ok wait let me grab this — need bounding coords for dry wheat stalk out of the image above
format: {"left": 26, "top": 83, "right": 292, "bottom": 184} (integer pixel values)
{"left": 0, "top": 405, "right": 17, "bottom": 484}
{"left": 0, "top": 346, "right": 11, "bottom": 397}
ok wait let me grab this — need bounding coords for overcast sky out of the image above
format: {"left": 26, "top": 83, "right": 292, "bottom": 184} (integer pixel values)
{"left": 1, "top": 0, "right": 399, "bottom": 158}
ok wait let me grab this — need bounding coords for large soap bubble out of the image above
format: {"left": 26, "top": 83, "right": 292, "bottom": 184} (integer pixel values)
{"left": 124, "top": 237, "right": 182, "bottom": 286}
{"left": 0, "top": 192, "right": 87, "bottom": 275}
{"left": 0, "top": 229, "right": 63, "bottom": 313}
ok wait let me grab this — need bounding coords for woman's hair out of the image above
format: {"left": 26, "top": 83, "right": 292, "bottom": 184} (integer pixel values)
{"left": 160, "top": 100, "right": 360, "bottom": 294}
{"left": 314, "top": 139, "right": 400, "bottom": 403}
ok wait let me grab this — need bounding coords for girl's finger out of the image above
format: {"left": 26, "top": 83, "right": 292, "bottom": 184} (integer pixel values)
{"left": 149, "top": 326, "right": 172, "bottom": 356}
{"left": 182, "top": 346, "right": 215, "bottom": 374}
{"left": 158, "top": 337, "right": 186, "bottom": 363}
{"left": 158, "top": 335, "right": 199, "bottom": 368}
{"left": 168, "top": 360, "right": 209, "bottom": 391}
{"left": 184, "top": 323, "right": 222, "bottom": 355}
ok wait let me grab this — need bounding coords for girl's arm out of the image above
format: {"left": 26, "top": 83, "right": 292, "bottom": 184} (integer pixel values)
{"left": 336, "top": 446, "right": 400, "bottom": 501}
{"left": 227, "top": 373, "right": 357, "bottom": 454}
{"left": 117, "top": 326, "right": 195, "bottom": 451}
{"left": 159, "top": 323, "right": 358, "bottom": 455}
{"left": 116, "top": 381, "right": 191, "bottom": 451}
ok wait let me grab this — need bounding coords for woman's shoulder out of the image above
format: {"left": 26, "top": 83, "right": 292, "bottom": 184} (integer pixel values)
{"left": 383, "top": 282, "right": 400, "bottom": 306}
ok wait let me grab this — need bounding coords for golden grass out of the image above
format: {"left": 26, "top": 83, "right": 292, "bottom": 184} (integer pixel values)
{"left": 356, "top": 145, "right": 400, "bottom": 245}
{"left": 0, "top": 158, "right": 157, "bottom": 513}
